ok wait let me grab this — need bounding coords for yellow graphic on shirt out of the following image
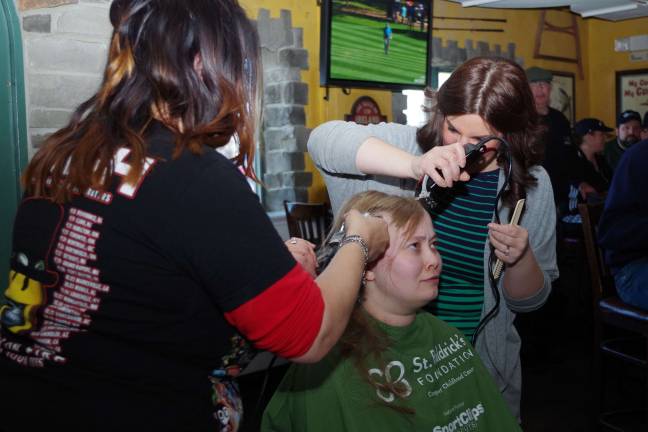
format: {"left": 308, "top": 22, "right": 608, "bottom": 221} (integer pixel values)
{"left": 1, "top": 253, "right": 47, "bottom": 334}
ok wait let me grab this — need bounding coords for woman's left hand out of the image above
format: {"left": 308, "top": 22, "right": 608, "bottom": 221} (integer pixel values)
{"left": 285, "top": 237, "right": 318, "bottom": 277}
{"left": 488, "top": 223, "right": 529, "bottom": 266}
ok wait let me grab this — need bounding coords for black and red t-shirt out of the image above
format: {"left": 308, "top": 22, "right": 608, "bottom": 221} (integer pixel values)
{"left": 0, "top": 122, "right": 323, "bottom": 431}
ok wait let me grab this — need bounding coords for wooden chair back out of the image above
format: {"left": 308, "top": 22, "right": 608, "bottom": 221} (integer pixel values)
{"left": 578, "top": 203, "right": 648, "bottom": 431}
{"left": 283, "top": 201, "right": 332, "bottom": 247}
{"left": 578, "top": 202, "right": 615, "bottom": 306}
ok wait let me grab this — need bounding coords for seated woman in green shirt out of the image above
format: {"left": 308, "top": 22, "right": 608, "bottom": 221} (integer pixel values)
{"left": 262, "top": 191, "right": 521, "bottom": 432}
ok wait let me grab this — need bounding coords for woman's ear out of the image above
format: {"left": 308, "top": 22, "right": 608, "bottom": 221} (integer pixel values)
{"left": 364, "top": 269, "right": 376, "bottom": 282}
{"left": 364, "top": 261, "right": 378, "bottom": 282}
{"left": 193, "top": 54, "right": 203, "bottom": 75}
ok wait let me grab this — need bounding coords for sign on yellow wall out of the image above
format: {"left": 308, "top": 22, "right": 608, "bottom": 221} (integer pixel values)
{"left": 344, "top": 96, "right": 388, "bottom": 125}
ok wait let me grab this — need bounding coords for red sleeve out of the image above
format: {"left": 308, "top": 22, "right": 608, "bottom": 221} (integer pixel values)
{"left": 224, "top": 264, "right": 324, "bottom": 359}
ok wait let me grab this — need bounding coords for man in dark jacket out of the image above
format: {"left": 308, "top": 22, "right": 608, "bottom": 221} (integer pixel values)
{"left": 526, "top": 66, "right": 586, "bottom": 216}
{"left": 604, "top": 110, "right": 642, "bottom": 173}
{"left": 599, "top": 139, "right": 648, "bottom": 310}
{"left": 572, "top": 118, "right": 613, "bottom": 194}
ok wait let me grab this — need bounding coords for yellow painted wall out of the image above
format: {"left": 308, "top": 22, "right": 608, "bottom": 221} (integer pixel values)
{"left": 585, "top": 17, "right": 648, "bottom": 128}
{"left": 429, "top": 2, "right": 589, "bottom": 119}
{"left": 240, "top": 0, "right": 648, "bottom": 202}
{"left": 421, "top": 2, "right": 648, "bottom": 126}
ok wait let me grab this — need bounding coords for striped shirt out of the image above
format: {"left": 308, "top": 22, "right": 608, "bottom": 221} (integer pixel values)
{"left": 424, "top": 169, "right": 499, "bottom": 338}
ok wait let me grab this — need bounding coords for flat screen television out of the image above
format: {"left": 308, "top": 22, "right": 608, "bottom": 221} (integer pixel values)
{"left": 320, "top": 0, "right": 433, "bottom": 91}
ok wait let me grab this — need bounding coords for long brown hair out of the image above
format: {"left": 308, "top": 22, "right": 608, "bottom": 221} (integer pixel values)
{"left": 24, "top": 0, "right": 261, "bottom": 203}
{"left": 417, "top": 57, "right": 543, "bottom": 207}
{"left": 327, "top": 191, "right": 429, "bottom": 413}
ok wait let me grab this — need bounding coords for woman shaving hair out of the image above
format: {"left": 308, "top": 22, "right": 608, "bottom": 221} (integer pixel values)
{"left": 262, "top": 191, "right": 521, "bottom": 432}
{"left": 0, "top": 1, "right": 390, "bottom": 431}
{"left": 307, "top": 56, "right": 559, "bottom": 418}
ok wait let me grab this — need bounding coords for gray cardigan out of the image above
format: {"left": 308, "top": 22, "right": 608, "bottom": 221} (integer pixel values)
{"left": 308, "top": 120, "right": 559, "bottom": 418}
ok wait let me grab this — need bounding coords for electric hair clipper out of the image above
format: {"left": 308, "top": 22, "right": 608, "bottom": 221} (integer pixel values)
{"left": 416, "top": 138, "right": 490, "bottom": 209}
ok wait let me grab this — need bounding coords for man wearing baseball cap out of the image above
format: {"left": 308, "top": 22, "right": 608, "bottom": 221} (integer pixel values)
{"left": 526, "top": 66, "right": 580, "bottom": 213}
{"left": 604, "top": 110, "right": 642, "bottom": 172}
{"left": 573, "top": 118, "right": 613, "bottom": 194}
{"left": 559, "top": 118, "right": 613, "bottom": 235}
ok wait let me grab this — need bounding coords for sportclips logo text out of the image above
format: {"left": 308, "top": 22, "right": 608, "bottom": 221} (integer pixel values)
{"left": 433, "top": 403, "right": 485, "bottom": 432}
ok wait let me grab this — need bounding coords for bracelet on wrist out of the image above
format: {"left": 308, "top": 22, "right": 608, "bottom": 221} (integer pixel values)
{"left": 338, "top": 235, "right": 369, "bottom": 284}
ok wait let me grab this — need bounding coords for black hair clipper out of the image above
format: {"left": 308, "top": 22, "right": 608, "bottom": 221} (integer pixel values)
{"left": 416, "top": 137, "right": 491, "bottom": 209}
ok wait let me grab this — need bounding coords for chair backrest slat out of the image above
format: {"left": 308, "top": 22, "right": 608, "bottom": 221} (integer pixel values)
{"left": 578, "top": 203, "right": 615, "bottom": 307}
{"left": 283, "top": 201, "right": 332, "bottom": 247}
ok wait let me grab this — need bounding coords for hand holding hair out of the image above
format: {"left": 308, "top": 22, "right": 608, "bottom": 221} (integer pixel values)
{"left": 342, "top": 209, "right": 389, "bottom": 262}
{"left": 285, "top": 238, "right": 318, "bottom": 277}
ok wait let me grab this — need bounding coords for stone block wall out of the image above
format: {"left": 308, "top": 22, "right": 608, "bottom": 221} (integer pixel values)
{"left": 17, "top": 2, "right": 314, "bottom": 212}
{"left": 392, "top": 92, "right": 407, "bottom": 125}
{"left": 257, "top": 9, "right": 312, "bottom": 212}
{"left": 19, "top": 0, "right": 112, "bottom": 155}
{"left": 431, "top": 37, "right": 522, "bottom": 70}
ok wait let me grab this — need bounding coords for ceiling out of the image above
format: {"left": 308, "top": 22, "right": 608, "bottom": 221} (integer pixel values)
{"left": 448, "top": 0, "right": 648, "bottom": 21}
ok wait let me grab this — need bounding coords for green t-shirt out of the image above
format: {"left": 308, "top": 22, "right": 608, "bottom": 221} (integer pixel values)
{"left": 262, "top": 313, "right": 521, "bottom": 432}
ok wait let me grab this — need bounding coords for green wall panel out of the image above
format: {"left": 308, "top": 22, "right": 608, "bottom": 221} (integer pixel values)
{"left": 0, "top": 0, "right": 28, "bottom": 297}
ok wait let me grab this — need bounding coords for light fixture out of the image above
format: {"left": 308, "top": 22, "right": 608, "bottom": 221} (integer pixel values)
{"left": 451, "top": 0, "right": 648, "bottom": 20}
{"left": 579, "top": 3, "right": 638, "bottom": 18}
{"left": 461, "top": 0, "right": 503, "bottom": 7}
{"left": 457, "top": 0, "right": 572, "bottom": 8}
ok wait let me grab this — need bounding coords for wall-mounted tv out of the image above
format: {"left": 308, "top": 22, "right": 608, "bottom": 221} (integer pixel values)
{"left": 320, "top": 0, "right": 433, "bottom": 91}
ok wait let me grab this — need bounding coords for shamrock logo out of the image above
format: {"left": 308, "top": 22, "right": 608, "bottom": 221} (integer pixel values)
{"left": 368, "top": 360, "right": 412, "bottom": 403}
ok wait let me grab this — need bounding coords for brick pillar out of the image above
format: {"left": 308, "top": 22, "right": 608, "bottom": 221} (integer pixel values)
{"left": 257, "top": 9, "right": 312, "bottom": 212}
{"left": 392, "top": 92, "right": 407, "bottom": 125}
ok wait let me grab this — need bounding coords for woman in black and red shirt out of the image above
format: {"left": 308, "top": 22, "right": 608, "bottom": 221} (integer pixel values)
{"left": 0, "top": 1, "right": 391, "bottom": 431}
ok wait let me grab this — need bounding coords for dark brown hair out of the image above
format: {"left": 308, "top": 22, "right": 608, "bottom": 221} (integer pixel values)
{"left": 417, "top": 57, "right": 543, "bottom": 208}
{"left": 24, "top": 0, "right": 261, "bottom": 203}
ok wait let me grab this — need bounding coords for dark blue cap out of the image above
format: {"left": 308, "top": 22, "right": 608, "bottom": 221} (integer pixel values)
{"left": 574, "top": 118, "right": 613, "bottom": 136}
{"left": 617, "top": 110, "right": 641, "bottom": 126}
